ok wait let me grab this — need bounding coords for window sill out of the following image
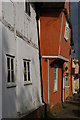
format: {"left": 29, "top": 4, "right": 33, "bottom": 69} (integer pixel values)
{"left": 7, "top": 83, "right": 16, "bottom": 88}
{"left": 24, "top": 81, "right": 32, "bottom": 86}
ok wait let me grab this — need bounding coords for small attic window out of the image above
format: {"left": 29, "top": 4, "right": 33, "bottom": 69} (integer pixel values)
{"left": 25, "top": 1, "right": 30, "bottom": 16}
{"left": 64, "top": 21, "right": 69, "bottom": 41}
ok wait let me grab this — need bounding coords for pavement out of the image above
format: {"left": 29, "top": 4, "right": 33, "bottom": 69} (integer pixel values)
{"left": 47, "top": 92, "right": 80, "bottom": 119}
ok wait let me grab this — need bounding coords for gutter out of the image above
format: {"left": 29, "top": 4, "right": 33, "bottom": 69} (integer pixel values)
{"left": 62, "top": 66, "right": 64, "bottom": 104}
{"left": 59, "top": 12, "right": 63, "bottom": 56}
{"left": 36, "top": 13, "right": 44, "bottom": 104}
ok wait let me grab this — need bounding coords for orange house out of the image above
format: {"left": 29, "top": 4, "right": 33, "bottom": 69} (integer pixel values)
{"left": 39, "top": 2, "right": 73, "bottom": 108}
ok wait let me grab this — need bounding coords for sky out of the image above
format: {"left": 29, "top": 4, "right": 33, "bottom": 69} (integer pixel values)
{"left": 70, "top": 2, "right": 79, "bottom": 60}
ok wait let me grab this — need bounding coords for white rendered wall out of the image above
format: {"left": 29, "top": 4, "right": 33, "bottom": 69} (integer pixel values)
{"left": 0, "top": 2, "right": 2, "bottom": 118}
{"left": 2, "top": 24, "right": 17, "bottom": 118}
{"left": 2, "top": 1, "right": 42, "bottom": 118}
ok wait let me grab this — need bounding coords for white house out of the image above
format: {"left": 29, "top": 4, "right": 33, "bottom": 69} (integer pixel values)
{"left": 72, "top": 59, "right": 79, "bottom": 94}
{"left": 0, "top": 2, "right": 2, "bottom": 119}
{"left": 0, "top": 1, "right": 43, "bottom": 118}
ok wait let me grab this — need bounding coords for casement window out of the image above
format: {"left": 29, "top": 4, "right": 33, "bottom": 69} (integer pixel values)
{"left": 65, "top": 62, "right": 69, "bottom": 86}
{"left": 6, "top": 55, "right": 16, "bottom": 87}
{"left": 23, "top": 60, "right": 31, "bottom": 84}
{"left": 25, "top": 1, "right": 30, "bottom": 16}
{"left": 54, "top": 66, "right": 58, "bottom": 92}
{"left": 64, "top": 21, "right": 69, "bottom": 41}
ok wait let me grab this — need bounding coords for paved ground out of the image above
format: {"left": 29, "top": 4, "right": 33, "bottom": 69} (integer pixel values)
{"left": 47, "top": 93, "right": 80, "bottom": 119}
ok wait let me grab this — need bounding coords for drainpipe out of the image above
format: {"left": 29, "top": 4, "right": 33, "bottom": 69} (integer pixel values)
{"left": 59, "top": 12, "right": 64, "bottom": 104}
{"left": 71, "top": 48, "right": 73, "bottom": 95}
{"left": 48, "top": 59, "right": 49, "bottom": 104}
{"left": 62, "top": 65, "right": 63, "bottom": 104}
{"left": 36, "top": 13, "right": 47, "bottom": 118}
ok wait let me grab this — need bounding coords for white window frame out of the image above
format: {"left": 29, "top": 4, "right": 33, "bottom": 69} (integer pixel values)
{"left": 6, "top": 55, "right": 16, "bottom": 88}
{"left": 65, "top": 62, "right": 69, "bottom": 87}
{"left": 54, "top": 66, "right": 58, "bottom": 92}
{"left": 64, "top": 21, "right": 69, "bottom": 41}
{"left": 23, "top": 59, "right": 32, "bottom": 85}
{"left": 24, "top": 0, "right": 31, "bottom": 19}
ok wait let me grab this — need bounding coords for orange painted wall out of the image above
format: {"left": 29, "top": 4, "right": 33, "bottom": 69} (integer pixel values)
{"left": 49, "top": 59, "right": 62, "bottom": 106}
{"left": 40, "top": 11, "right": 62, "bottom": 56}
{"left": 40, "top": 8, "right": 70, "bottom": 60}
{"left": 60, "top": 13, "right": 71, "bottom": 59}
{"left": 41, "top": 59, "right": 48, "bottom": 103}
{"left": 40, "top": 2, "right": 71, "bottom": 106}
{"left": 41, "top": 59, "right": 62, "bottom": 106}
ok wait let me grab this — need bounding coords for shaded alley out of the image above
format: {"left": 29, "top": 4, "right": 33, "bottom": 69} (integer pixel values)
{"left": 47, "top": 92, "right": 80, "bottom": 119}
